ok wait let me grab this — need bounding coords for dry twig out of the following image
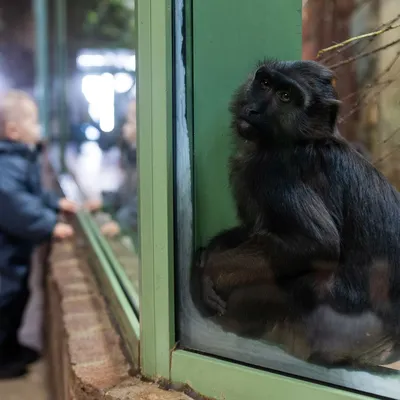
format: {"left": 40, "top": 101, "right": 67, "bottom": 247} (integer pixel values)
{"left": 319, "top": 13, "right": 400, "bottom": 64}
{"left": 317, "top": 23, "right": 400, "bottom": 58}
{"left": 329, "top": 38, "right": 400, "bottom": 70}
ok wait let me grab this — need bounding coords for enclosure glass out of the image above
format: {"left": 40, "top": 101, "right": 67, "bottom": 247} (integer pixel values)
{"left": 176, "top": 1, "right": 400, "bottom": 399}
{"left": 48, "top": 0, "right": 140, "bottom": 309}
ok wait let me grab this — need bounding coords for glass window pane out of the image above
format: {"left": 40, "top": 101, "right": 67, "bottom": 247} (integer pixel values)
{"left": 48, "top": 0, "right": 139, "bottom": 312}
{"left": 176, "top": 1, "right": 400, "bottom": 399}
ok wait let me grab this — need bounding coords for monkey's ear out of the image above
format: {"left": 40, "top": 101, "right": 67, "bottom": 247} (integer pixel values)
{"left": 331, "top": 77, "right": 337, "bottom": 88}
{"left": 324, "top": 98, "right": 341, "bottom": 106}
{"left": 324, "top": 98, "right": 341, "bottom": 128}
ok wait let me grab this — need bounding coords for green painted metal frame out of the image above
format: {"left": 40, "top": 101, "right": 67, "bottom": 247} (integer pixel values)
{"left": 136, "top": 1, "right": 376, "bottom": 399}
{"left": 171, "top": 351, "right": 371, "bottom": 400}
{"left": 137, "top": 0, "right": 175, "bottom": 378}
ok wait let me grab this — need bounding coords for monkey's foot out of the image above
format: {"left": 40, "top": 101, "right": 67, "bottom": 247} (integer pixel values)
{"left": 202, "top": 276, "right": 227, "bottom": 315}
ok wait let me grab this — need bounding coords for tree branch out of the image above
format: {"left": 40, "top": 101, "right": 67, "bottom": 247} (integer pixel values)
{"left": 317, "top": 23, "right": 400, "bottom": 59}
{"left": 319, "top": 13, "right": 400, "bottom": 64}
{"left": 328, "top": 38, "right": 400, "bottom": 70}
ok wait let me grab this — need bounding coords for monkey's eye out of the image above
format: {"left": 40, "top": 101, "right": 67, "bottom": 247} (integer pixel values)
{"left": 260, "top": 79, "right": 270, "bottom": 90}
{"left": 277, "top": 91, "right": 291, "bottom": 103}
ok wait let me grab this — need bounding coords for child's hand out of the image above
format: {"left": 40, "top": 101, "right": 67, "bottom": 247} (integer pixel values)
{"left": 101, "top": 221, "right": 121, "bottom": 237}
{"left": 85, "top": 199, "right": 103, "bottom": 212}
{"left": 59, "top": 198, "right": 79, "bottom": 214}
{"left": 53, "top": 223, "right": 74, "bottom": 239}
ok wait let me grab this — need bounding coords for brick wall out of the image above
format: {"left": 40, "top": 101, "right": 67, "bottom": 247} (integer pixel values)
{"left": 46, "top": 238, "right": 190, "bottom": 400}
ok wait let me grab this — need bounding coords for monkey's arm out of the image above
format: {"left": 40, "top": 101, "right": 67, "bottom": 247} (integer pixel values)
{"left": 200, "top": 226, "right": 273, "bottom": 291}
{"left": 196, "top": 227, "right": 273, "bottom": 314}
{"left": 198, "top": 188, "right": 339, "bottom": 314}
{"left": 200, "top": 189, "right": 340, "bottom": 303}
{"left": 264, "top": 185, "right": 340, "bottom": 264}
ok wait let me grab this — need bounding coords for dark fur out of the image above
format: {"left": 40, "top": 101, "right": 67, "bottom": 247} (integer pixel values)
{"left": 194, "top": 59, "right": 400, "bottom": 366}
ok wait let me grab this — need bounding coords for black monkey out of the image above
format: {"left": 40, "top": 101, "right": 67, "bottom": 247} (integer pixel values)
{"left": 195, "top": 59, "right": 400, "bottom": 366}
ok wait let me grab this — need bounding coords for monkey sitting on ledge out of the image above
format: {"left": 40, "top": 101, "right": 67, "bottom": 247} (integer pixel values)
{"left": 193, "top": 59, "right": 400, "bottom": 367}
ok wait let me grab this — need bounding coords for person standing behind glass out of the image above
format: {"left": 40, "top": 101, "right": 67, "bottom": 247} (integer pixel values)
{"left": 85, "top": 100, "right": 138, "bottom": 237}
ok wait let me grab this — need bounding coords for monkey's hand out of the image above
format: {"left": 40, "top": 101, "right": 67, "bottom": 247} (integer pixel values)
{"left": 202, "top": 275, "right": 227, "bottom": 316}
{"left": 195, "top": 246, "right": 207, "bottom": 269}
{"left": 193, "top": 247, "right": 226, "bottom": 316}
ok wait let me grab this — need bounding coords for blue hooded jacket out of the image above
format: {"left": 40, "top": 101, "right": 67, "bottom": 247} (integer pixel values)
{"left": 0, "top": 140, "right": 59, "bottom": 266}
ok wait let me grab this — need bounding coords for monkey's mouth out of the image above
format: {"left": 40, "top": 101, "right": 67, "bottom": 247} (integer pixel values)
{"left": 237, "top": 111, "right": 259, "bottom": 128}
{"left": 238, "top": 117, "right": 253, "bottom": 131}
{"left": 236, "top": 117, "right": 260, "bottom": 141}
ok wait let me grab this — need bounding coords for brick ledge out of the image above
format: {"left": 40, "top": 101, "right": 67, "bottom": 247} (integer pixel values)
{"left": 47, "top": 240, "right": 190, "bottom": 400}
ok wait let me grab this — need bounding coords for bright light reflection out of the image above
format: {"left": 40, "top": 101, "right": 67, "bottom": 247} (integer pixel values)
{"left": 77, "top": 53, "right": 136, "bottom": 72}
{"left": 99, "top": 73, "right": 115, "bottom": 133}
{"left": 114, "top": 73, "right": 134, "bottom": 93}
{"left": 80, "top": 141, "right": 101, "bottom": 157}
{"left": 81, "top": 75, "right": 102, "bottom": 103}
{"left": 77, "top": 54, "right": 106, "bottom": 68}
{"left": 81, "top": 73, "right": 115, "bottom": 133}
{"left": 85, "top": 125, "right": 101, "bottom": 141}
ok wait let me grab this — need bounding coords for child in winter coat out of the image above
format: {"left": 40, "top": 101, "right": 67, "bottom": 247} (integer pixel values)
{"left": 0, "top": 90, "right": 77, "bottom": 379}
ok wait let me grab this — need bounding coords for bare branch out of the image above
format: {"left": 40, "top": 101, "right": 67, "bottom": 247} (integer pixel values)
{"left": 320, "top": 13, "right": 400, "bottom": 64}
{"left": 317, "top": 23, "right": 400, "bottom": 58}
{"left": 308, "top": 4, "right": 400, "bottom": 176}
{"left": 374, "top": 142, "right": 400, "bottom": 166}
{"left": 339, "top": 79, "right": 393, "bottom": 124}
{"left": 381, "top": 127, "right": 400, "bottom": 146}
{"left": 328, "top": 38, "right": 400, "bottom": 70}
{"left": 374, "top": 51, "right": 400, "bottom": 82}
{"left": 341, "top": 52, "right": 400, "bottom": 104}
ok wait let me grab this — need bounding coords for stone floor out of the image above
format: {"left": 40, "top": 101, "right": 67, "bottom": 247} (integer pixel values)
{"left": 0, "top": 361, "right": 48, "bottom": 400}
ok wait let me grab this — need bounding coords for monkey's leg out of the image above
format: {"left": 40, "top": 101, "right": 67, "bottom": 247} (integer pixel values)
{"left": 194, "top": 227, "right": 271, "bottom": 315}
{"left": 305, "top": 305, "right": 399, "bottom": 366}
{"left": 205, "top": 226, "right": 250, "bottom": 252}
{"left": 203, "top": 240, "right": 273, "bottom": 290}
{"left": 191, "top": 227, "right": 250, "bottom": 316}
{"left": 208, "top": 282, "right": 320, "bottom": 361}
{"left": 197, "top": 226, "right": 251, "bottom": 269}
{"left": 226, "top": 283, "right": 292, "bottom": 321}
{"left": 201, "top": 242, "right": 274, "bottom": 315}
{"left": 214, "top": 283, "right": 303, "bottom": 341}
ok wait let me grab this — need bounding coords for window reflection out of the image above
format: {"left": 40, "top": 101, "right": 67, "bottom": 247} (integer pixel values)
{"left": 91, "top": 99, "right": 138, "bottom": 240}
{"left": 47, "top": 0, "right": 139, "bottom": 298}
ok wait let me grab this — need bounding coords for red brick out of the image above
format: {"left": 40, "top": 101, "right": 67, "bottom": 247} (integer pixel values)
{"left": 63, "top": 312, "right": 109, "bottom": 333}
{"left": 61, "top": 283, "right": 93, "bottom": 299}
{"left": 47, "top": 240, "right": 191, "bottom": 400}
{"left": 62, "top": 295, "right": 104, "bottom": 315}
{"left": 73, "top": 361, "right": 130, "bottom": 390}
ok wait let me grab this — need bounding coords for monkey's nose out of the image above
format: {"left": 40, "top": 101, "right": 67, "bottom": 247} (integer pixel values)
{"left": 246, "top": 105, "right": 261, "bottom": 116}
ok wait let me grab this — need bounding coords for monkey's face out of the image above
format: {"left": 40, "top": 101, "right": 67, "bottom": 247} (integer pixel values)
{"left": 230, "top": 60, "right": 340, "bottom": 145}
